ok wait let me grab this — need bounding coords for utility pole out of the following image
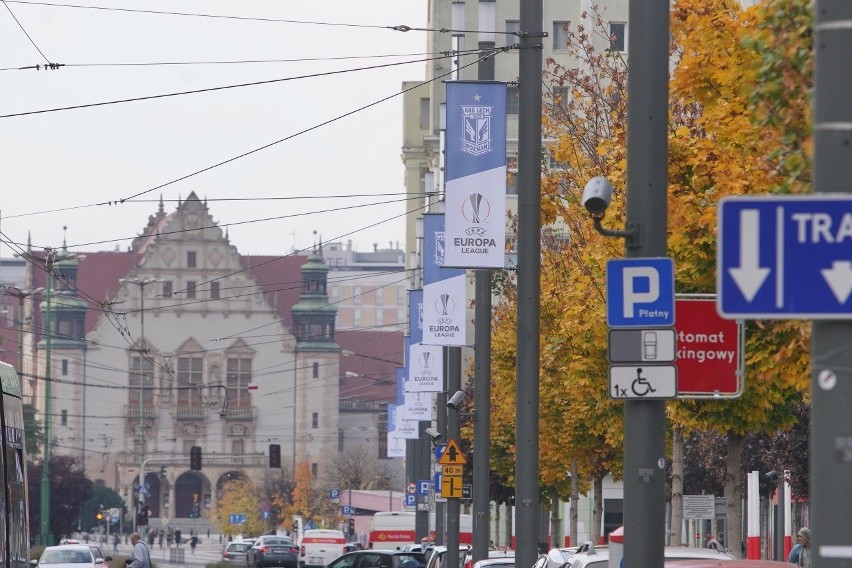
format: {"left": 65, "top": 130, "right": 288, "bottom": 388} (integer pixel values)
{"left": 445, "top": 347, "right": 462, "bottom": 568}
{"left": 472, "top": 0, "right": 496, "bottom": 562}
{"left": 622, "top": 0, "right": 670, "bottom": 565}
{"left": 811, "top": 0, "right": 852, "bottom": 565}
{"left": 121, "top": 277, "right": 160, "bottom": 533}
{"left": 37, "top": 256, "right": 54, "bottom": 545}
{"left": 515, "top": 0, "right": 543, "bottom": 565}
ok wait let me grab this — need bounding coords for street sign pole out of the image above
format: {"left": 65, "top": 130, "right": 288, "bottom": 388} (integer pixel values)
{"left": 623, "top": 0, "right": 670, "bottom": 565}
{"left": 811, "top": 2, "right": 852, "bottom": 565}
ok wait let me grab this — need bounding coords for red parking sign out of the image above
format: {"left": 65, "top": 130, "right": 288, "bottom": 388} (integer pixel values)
{"left": 675, "top": 297, "right": 743, "bottom": 397}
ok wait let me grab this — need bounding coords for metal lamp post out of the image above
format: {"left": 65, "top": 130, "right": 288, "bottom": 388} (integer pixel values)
{"left": 121, "top": 277, "right": 160, "bottom": 532}
{"left": 38, "top": 267, "right": 54, "bottom": 545}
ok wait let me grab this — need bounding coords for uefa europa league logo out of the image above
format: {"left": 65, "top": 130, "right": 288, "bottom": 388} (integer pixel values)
{"left": 420, "top": 350, "right": 433, "bottom": 369}
{"left": 440, "top": 293, "right": 451, "bottom": 315}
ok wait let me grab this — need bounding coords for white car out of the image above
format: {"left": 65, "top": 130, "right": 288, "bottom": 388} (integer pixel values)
{"left": 569, "top": 545, "right": 733, "bottom": 568}
{"left": 32, "top": 545, "right": 111, "bottom": 568}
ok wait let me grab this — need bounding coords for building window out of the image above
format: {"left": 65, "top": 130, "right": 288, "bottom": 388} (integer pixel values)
{"left": 312, "top": 412, "right": 318, "bottom": 429}
{"left": 162, "top": 280, "right": 173, "bottom": 297}
{"left": 397, "top": 308, "right": 405, "bottom": 324}
{"left": 353, "top": 286, "right": 362, "bottom": 305}
{"left": 375, "top": 308, "right": 384, "bottom": 325}
{"left": 397, "top": 286, "right": 405, "bottom": 304}
{"left": 230, "top": 425, "right": 247, "bottom": 436}
{"left": 129, "top": 356, "right": 155, "bottom": 411}
{"left": 507, "top": 86, "right": 520, "bottom": 115}
{"left": 505, "top": 20, "right": 520, "bottom": 48}
{"left": 232, "top": 438, "right": 244, "bottom": 455}
{"left": 551, "top": 86, "right": 569, "bottom": 112}
{"left": 609, "top": 22, "right": 626, "bottom": 52}
{"left": 177, "top": 356, "right": 204, "bottom": 408}
{"left": 374, "top": 288, "right": 383, "bottom": 306}
{"left": 338, "top": 429, "right": 344, "bottom": 452}
{"left": 419, "top": 97, "right": 430, "bottom": 129}
{"left": 226, "top": 357, "right": 252, "bottom": 409}
{"left": 210, "top": 281, "right": 220, "bottom": 300}
{"left": 187, "top": 251, "right": 197, "bottom": 268}
{"left": 331, "top": 286, "right": 339, "bottom": 301}
{"left": 312, "top": 362, "right": 319, "bottom": 379}
{"left": 61, "top": 359, "right": 68, "bottom": 376}
{"left": 311, "top": 463, "right": 318, "bottom": 478}
{"left": 61, "top": 409, "right": 67, "bottom": 426}
{"left": 553, "top": 21, "right": 570, "bottom": 51}
{"left": 354, "top": 309, "right": 362, "bottom": 326}
{"left": 186, "top": 281, "right": 197, "bottom": 299}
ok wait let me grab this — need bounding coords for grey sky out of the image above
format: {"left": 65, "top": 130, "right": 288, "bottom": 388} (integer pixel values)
{"left": 1, "top": 1, "right": 427, "bottom": 257}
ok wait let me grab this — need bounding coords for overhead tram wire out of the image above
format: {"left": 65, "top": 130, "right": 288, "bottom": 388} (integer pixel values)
{"left": 0, "top": 51, "right": 475, "bottom": 119}
{"left": 2, "top": 0, "right": 52, "bottom": 64}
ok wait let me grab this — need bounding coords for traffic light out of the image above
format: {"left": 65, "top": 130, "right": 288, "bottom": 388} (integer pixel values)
{"left": 95, "top": 511, "right": 104, "bottom": 522}
{"left": 140, "top": 504, "right": 149, "bottom": 526}
{"left": 160, "top": 465, "right": 166, "bottom": 479}
{"left": 347, "top": 518, "right": 355, "bottom": 535}
{"left": 269, "top": 444, "right": 281, "bottom": 468}
{"left": 190, "top": 446, "right": 202, "bottom": 470}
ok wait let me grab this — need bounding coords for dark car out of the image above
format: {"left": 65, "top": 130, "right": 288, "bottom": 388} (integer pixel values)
{"left": 247, "top": 536, "right": 300, "bottom": 568}
{"left": 327, "top": 550, "right": 426, "bottom": 568}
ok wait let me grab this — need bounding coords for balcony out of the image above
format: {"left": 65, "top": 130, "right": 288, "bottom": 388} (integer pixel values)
{"left": 173, "top": 406, "right": 205, "bottom": 420}
{"left": 125, "top": 405, "right": 157, "bottom": 419}
{"left": 220, "top": 407, "right": 255, "bottom": 421}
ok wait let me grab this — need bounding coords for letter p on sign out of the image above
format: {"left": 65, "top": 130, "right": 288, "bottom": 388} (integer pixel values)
{"left": 607, "top": 258, "right": 675, "bottom": 328}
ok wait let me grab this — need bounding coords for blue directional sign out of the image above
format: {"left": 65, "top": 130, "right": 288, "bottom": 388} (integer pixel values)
{"left": 718, "top": 196, "right": 852, "bottom": 319}
{"left": 434, "top": 444, "right": 446, "bottom": 461}
{"left": 229, "top": 513, "right": 247, "bottom": 524}
{"left": 606, "top": 258, "right": 675, "bottom": 327}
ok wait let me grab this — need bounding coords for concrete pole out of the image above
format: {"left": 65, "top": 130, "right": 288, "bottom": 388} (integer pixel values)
{"left": 472, "top": 2, "right": 496, "bottom": 560}
{"left": 38, "top": 267, "right": 53, "bottom": 545}
{"left": 446, "top": 347, "right": 462, "bottom": 568}
{"left": 515, "top": 0, "right": 543, "bottom": 565}
{"left": 416, "top": 421, "right": 429, "bottom": 542}
{"left": 622, "top": 0, "right": 669, "bottom": 565}
{"left": 435, "top": 390, "right": 447, "bottom": 545}
{"left": 811, "top": 1, "right": 852, "bottom": 565}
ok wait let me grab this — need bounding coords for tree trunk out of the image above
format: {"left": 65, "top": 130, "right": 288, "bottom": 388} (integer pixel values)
{"left": 551, "top": 494, "right": 560, "bottom": 549}
{"left": 494, "top": 503, "right": 501, "bottom": 547}
{"left": 505, "top": 504, "right": 513, "bottom": 548}
{"left": 570, "top": 461, "right": 579, "bottom": 547}
{"left": 592, "top": 474, "right": 603, "bottom": 545}
{"left": 671, "top": 426, "right": 685, "bottom": 546}
{"left": 725, "top": 431, "right": 746, "bottom": 559}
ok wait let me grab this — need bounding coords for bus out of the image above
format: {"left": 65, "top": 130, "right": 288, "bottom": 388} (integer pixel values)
{"left": 0, "top": 362, "right": 28, "bottom": 568}
{"left": 368, "top": 512, "right": 472, "bottom": 550}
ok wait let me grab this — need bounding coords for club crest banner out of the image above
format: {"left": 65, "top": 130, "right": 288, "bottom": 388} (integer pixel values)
{"left": 444, "top": 81, "right": 507, "bottom": 268}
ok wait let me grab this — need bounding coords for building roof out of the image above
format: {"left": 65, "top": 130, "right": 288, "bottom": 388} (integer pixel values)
{"left": 338, "top": 329, "right": 403, "bottom": 403}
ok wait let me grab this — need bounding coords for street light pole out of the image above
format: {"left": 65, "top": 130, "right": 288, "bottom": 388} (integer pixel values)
{"left": 121, "top": 277, "right": 160, "bottom": 533}
{"left": 38, "top": 262, "right": 54, "bottom": 545}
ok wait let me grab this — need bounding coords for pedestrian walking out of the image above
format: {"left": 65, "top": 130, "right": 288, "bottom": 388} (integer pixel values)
{"left": 126, "top": 532, "right": 152, "bottom": 568}
{"left": 158, "top": 529, "right": 164, "bottom": 549}
{"left": 788, "top": 527, "right": 811, "bottom": 567}
{"left": 166, "top": 527, "right": 174, "bottom": 548}
{"left": 175, "top": 528, "right": 182, "bottom": 547}
{"left": 189, "top": 535, "right": 198, "bottom": 555}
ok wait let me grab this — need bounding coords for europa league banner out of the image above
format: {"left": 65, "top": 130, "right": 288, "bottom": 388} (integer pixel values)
{"left": 422, "top": 213, "right": 467, "bottom": 346}
{"left": 444, "top": 81, "right": 508, "bottom": 269}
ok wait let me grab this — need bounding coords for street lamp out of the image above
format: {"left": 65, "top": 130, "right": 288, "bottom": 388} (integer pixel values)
{"left": 120, "top": 277, "right": 161, "bottom": 532}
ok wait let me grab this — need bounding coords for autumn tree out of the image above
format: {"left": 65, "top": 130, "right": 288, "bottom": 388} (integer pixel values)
{"left": 212, "top": 478, "right": 264, "bottom": 537}
{"left": 327, "top": 446, "right": 393, "bottom": 491}
{"left": 489, "top": 0, "right": 813, "bottom": 552}
{"left": 28, "top": 455, "right": 93, "bottom": 543}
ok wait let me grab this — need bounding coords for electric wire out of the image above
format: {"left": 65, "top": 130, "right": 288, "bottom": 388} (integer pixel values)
{"left": 2, "top": 0, "right": 51, "bottom": 63}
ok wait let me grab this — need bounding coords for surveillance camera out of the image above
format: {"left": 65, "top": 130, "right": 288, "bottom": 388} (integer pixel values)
{"left": 581, "top": 176, "right": 613, "bottom": 216}
{"left": 425, "top": 427, "right": 443, "bottom": 442}
{"left": 446, "top": 390, "right": 467, "bottom": 410}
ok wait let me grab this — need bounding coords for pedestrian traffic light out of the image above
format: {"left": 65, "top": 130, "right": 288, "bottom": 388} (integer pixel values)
{"left": 190, "top": 446, "right": 202, "bottom": 470}
{"left": 269, "top": 444, "right": 281, "bottom": 468}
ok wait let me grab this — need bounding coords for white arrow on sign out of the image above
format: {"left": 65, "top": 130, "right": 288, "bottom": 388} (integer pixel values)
{"left": 728, "top": 209, "right": 770, "bottom": 302}
{"left": 821, "top": 260, "right": 852, "bottom": 304}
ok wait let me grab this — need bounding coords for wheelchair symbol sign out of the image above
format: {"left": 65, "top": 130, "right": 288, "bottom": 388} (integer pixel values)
{"left": 609, "top": 365, "right": 677, "bottom": 399}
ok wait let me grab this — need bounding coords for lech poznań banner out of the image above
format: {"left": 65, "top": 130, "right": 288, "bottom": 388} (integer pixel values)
{"left": 422, "top": 213, "right": 467, "bottom": 346}
{"left": 444, "top": 81, "right": 507, "bottom": 269}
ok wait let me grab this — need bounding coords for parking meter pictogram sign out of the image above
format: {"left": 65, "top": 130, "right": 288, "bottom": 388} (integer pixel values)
{"left": 607, "top": 258, "right": 675, "bottom": 327}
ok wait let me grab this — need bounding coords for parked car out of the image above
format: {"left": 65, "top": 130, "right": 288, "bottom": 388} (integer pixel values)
{"left": 32, "top": 545, "right": 111, "bottom": 568}
{"left": 569, "top": 545, "right": 733, "bottom": 568}
{"left": 425, "top": 545, "right": 472, "bottom": 568}
{"left": 463, "top": 548, "right": 514, "bottom": 568}
{"left": 470, "top": 557, "right": 515, "bottom": 568}
{"left": 665, "top": 561, "right": 791, "bottom": 567}
{"left": 224, "top": 541, "right": 254, "bottom": 564}
{"left": 326, "top": 550, "right": 426, "bottom": 568}
{"left": 532, "top": 543, "right": 598, "bottom": 568}
{"left": 246, "top": 535, "right": 300, "bottom": 568}
{"left": 86, "top": 545, "right": 110, "bottom": 568}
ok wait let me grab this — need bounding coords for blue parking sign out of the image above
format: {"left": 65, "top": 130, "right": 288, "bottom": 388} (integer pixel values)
{"left": 606, "top": 258, "right": 675, "bottom": 327}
